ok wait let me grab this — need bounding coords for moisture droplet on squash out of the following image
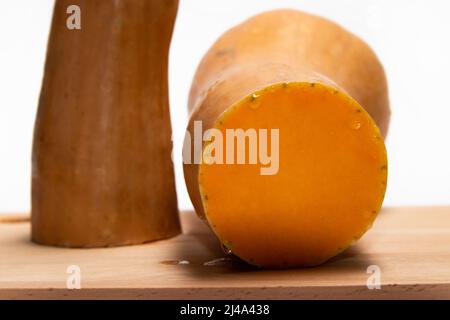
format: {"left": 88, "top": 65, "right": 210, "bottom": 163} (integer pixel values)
{"left": 350, "top": 120, "right": 362, "bottom": 130}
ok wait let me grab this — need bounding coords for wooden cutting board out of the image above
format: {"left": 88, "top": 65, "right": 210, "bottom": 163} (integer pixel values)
{"left": 1, "top": 207, "right": 450, "bottom": 299}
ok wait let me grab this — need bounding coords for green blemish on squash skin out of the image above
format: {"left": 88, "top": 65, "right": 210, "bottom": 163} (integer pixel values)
{"left": 223, "top": 240, "right": 233, "bottom": 250}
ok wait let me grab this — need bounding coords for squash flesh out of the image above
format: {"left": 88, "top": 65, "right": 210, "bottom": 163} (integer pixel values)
{"left": 198, "top": 83, "right": 387, "bottom": 267}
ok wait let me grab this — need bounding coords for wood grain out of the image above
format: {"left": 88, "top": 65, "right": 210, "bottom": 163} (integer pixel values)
{"left": 1, "top": 207, "right": 450, "bottom": 299}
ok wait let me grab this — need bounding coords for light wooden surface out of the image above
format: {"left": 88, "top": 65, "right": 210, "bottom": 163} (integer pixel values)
{"left": 1, "top": 207, "right": 450, "bottom": 299}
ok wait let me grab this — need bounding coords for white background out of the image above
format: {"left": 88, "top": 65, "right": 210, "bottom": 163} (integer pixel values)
{"left": 0, "top": 0, "right": 449, "bottom": 214}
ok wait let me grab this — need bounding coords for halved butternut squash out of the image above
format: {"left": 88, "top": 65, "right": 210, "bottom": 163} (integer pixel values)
{"left": 184, "top": 10, "right": 389, "bottom": 267}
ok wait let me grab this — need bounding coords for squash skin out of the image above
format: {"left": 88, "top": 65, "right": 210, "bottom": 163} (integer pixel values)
{"left": 184, "top": 10, "right": 390, "bottom": 267}
{"left": 32, "top": 0, "right": 181, "bottom": 247}
{"left": 189, "top": 10, "right": 389, "bottom": 132}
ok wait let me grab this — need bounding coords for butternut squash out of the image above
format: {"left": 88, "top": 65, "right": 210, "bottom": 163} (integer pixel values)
{"left": 32, "top": 0, "right": 181, "bottom": 247}
{"left": 184, "top": 10, "right": 389, "bottom": 268}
